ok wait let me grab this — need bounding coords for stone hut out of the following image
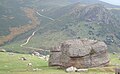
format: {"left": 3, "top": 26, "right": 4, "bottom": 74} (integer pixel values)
{"left": 49, "top": 39, "right": 109, "bottom": 68}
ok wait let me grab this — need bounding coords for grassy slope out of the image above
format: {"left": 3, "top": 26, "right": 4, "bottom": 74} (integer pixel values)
{"left": 2, "top": 40, "right": 26, "bottom": 53}
{"left": 26, "top": 31, "right": 71, "bottom": 49}
{"left": 1, "top": 2, "right": 120, "bottom": 54}
{"left": 0, "top": 52, "right": 120, "bottom": 74}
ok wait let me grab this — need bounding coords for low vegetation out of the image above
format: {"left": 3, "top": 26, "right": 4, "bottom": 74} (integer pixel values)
{"left": 0, "top": 52, "right": 119, "bottom": 74}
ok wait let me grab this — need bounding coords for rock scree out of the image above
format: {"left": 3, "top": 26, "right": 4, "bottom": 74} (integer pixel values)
{"left": 49, "top": 39, "right": 109, "bottom": 68}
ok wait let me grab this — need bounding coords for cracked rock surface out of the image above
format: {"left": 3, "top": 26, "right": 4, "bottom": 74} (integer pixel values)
{"left": 49, "top": 39, "right": 109, "bottom": 68}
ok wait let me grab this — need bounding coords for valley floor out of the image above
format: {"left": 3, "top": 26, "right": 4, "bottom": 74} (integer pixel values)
{"left": 0, "top": 52, "right": 119, "bottom": 74}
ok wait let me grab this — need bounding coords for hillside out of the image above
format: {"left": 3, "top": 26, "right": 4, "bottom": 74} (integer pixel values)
{"left": 24, "top": 3, "right": 120, "bottom": 52}
{"left": 1, "top": 0, "right": 120, "bottom": 74}
{"left": 0, "top": 0, "right": 71, "bottom": 46}
{"left": 1, "top": 0, "right": 120, "bottom": 53}
{"left": 0, "top": 0, "right": 40, "bottom": 46}
{"left": 70, "top": 0, "right": 120, "bottom": 8}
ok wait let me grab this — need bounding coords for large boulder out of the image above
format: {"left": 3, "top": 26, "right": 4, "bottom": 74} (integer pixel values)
{"left": 49, "top": 39, "right": 109, "bottom": 68}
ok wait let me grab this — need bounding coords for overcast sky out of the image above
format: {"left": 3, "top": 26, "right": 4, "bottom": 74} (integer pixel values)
{"left": 100, "top": 0, "right": 120, "bottom": 5}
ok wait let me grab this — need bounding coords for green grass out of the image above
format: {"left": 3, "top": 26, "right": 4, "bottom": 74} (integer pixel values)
{"left": 2, "top": 40, "right": 28, "bottom": 53}
{"left": 109, "top": 53, "right": 120, "bottom": 65}
{"left": 0, "top": 52, "right": 47, "bottom": 70}
{"left": 26, "top": 31, "right": 71, "bottom": 49}
{"left": 2, "top": 31, "right": 71, "bottom": 53}
{"left": 0, "top": 52, "right": 119, "bottom": 74}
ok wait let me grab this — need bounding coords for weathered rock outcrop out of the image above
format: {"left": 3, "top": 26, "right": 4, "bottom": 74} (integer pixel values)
{"left": 49, "top": 39, "right": 109, "bottom": 68}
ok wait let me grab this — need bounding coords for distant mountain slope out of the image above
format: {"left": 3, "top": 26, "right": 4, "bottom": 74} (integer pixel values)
{"left": 1, "top": 0, "right": 120, "bottom": 53}
{"left": 0, "top": 0, "right": 29, "bottom": 36}
{"left": 0, "top": 0, "right": 71, "bottom": 46}
{"left": 70, "top": 0, "right": 120, "bottom": 8}
{"left": 26, "top": 3, "right": 120, "bottom": 52}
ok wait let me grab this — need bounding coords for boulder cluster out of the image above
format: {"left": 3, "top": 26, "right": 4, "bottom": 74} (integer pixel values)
{"left": 49, "top": 39, "right": 109, "bottom": 68}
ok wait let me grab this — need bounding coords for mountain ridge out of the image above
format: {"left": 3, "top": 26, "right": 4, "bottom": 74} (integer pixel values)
{"left": 70, "top": 0, "right": 120, "bottom": 8}
{"left": 1, "top": 0, "right": 120, "bottom": 53}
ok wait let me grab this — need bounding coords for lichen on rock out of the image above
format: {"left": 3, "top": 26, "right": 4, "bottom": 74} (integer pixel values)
{"left": 49, "top": 39, "right": 109, "bottom": 68}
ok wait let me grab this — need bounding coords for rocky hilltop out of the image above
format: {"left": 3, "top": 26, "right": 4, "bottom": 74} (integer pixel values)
{"left": 36, "top": 3, "right": 120, "bottom": 52}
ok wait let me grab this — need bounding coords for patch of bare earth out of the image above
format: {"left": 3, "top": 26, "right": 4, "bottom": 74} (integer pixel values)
{"left": 0, "top": 8, "right": 40, "bottom": 45}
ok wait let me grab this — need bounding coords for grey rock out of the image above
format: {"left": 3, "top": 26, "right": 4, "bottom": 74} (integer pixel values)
{"left": 32, "top": 51, "right": 41, "bottom": 56}
{"left": 49, "top": 52, "right": 62, "bottom": 66}
{"left": 65, "top": 66, "right": 77, "bottom": 72}
{"left": 49, "top": 39, "right": 109, "bottom": 68}
{"left": 20, "top": 57, "right": 27, "bottom": 61}
{"left": 0, "top": 49, "right": 6, "bottom": 52}
{"left": 51, "top": 45, "right": 61, "bottom": 52}
{"left": 77, "top": 69, "right": 88, "bottom": 72}
{"left": 115, "top": 68, "right": 120, "bottom": 74}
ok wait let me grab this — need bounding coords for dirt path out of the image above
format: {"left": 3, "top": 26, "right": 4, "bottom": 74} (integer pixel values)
{"left": 0, "top": 8, "right": 40, "bottom": 46}
{"left": 21, "top": 11, "right": 55, "bottom": 48}
{"left": 36, "top": 12, "right": 55, "bottom": 21}
{"left": 20, "top": 30, "right": 37, "bottom": 47}
{"left": 20, "top": 10, "right": 54, "bottom": 52}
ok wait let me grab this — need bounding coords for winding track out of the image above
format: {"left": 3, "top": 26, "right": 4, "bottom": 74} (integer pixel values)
{"left": 36, "top": 12, "right": 55, "bottom": 21}
{"left": 20, "top": 11, "right": 54, "bottom": 52}
{"left": 20, "top": 30, "right": 37, "bottom": 47}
